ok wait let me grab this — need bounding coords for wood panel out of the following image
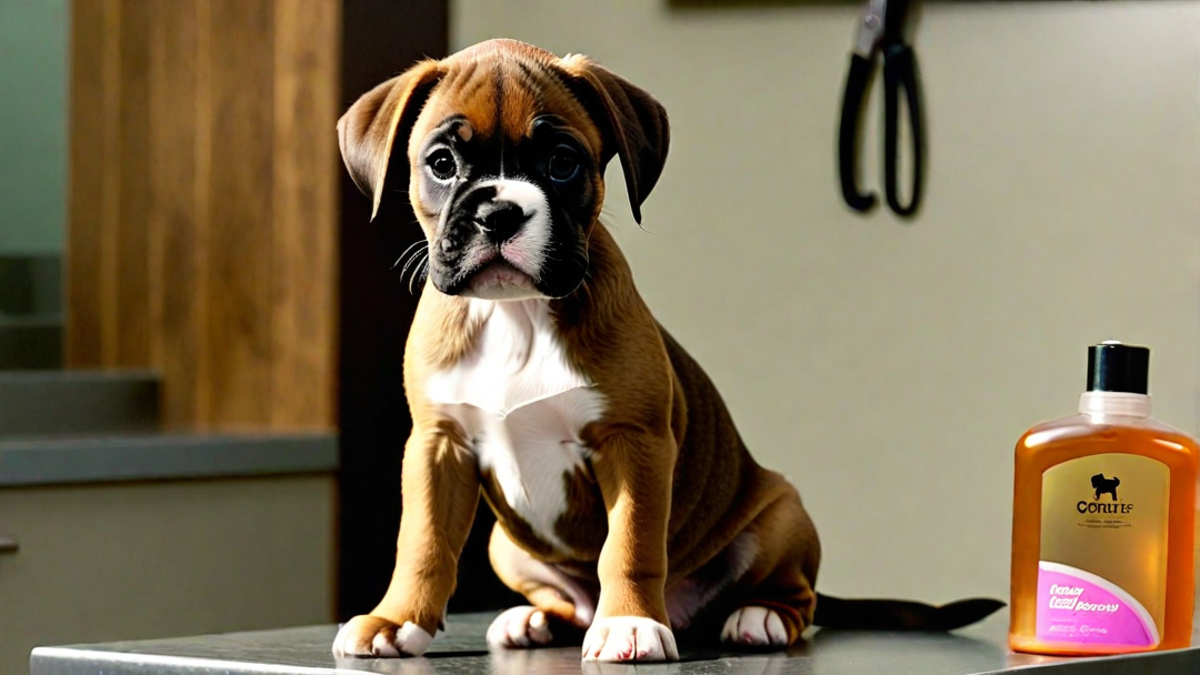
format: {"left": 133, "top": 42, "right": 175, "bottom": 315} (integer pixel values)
{"left": 67, "top": 0, "right": 340, "bottom": 431}
{"left": 206, "top": 0, "right": 276, "bottom": 427}
{"left": 116, "top": 0, "right": 151, "bottom": 368}
{"left": 65, "top": 0, "right": 110, "bottom": 368}
{"left": 272, "top": 0, "right": 340, "bottom": 429}
{"left": 148, "top": 0, "right": 205, "bottom": 424}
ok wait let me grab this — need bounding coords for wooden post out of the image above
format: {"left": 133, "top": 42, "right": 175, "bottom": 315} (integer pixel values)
{"left": 67, "top": 0, "right": 340, "bottom": 431}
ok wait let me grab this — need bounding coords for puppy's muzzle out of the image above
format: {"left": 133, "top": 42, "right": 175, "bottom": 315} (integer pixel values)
{"left": 432, "top": 179, "right": 555, "bottom": 300}
{"left": 475, "top": 200, "right": 530, "bottom": 243}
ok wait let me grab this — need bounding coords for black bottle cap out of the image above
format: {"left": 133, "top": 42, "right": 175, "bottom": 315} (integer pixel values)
{"left": 1087, "top": 341, "right": 1149, "bottom": 394}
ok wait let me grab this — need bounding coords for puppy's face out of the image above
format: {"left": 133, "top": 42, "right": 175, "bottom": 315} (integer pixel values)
{"left": 407, "top": 62, "right": 604, "bottom": 300}
{"left": 338, "top": 39, "right": 670, "bottom": 301}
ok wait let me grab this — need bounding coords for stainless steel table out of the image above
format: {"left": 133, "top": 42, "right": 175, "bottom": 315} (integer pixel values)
{"left": 28, "top": 610, "right": 1200, "bottom": 675}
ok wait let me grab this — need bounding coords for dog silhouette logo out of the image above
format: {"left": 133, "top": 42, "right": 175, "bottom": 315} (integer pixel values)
{"left": 1090, "top": 473, "right": 1120, "bottom": 501}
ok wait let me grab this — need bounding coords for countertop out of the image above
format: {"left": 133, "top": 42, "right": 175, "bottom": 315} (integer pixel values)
{"left": 28, "top": 609, "right": 1200, "bottom": 675}
{"left": 0, "top": 432, "right": 338, "bottom": 487}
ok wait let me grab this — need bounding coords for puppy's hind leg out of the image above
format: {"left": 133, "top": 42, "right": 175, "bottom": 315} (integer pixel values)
{"left": 719, "top": 487, "right": 820, "bottom": 651}
{"left": 486, "top": 524, "right": 596, "bottom": 650}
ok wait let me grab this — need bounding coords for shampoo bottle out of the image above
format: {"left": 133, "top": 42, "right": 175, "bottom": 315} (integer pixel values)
{"left": 1009, "top": 341, "right": 1197, "bottom": 655}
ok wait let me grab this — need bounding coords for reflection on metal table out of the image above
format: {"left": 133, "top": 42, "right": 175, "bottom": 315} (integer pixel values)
{"left": 29, "top": 609, "right": 1200, "bottom": 675}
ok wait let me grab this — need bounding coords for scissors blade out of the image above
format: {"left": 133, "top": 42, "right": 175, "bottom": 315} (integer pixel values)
{"left": 853, "top": 0, "right": 888, "bottom": 58}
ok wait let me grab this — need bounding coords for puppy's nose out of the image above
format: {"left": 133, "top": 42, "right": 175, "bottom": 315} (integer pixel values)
{"left": 475, "top": 201, "right": 528, "bottom": 243}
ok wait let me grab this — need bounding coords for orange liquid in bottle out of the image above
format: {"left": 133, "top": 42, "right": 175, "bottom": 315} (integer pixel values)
{"left": 1010, "top": 343, "right": 1197, "bottom": 656}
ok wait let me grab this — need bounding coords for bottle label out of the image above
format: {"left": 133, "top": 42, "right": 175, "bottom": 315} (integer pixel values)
{"left": 1037, "top": 561, "right": 1158, "bottom": 645}
{"left": 1037, "top": 453, "right": 1169, "bottom": 647}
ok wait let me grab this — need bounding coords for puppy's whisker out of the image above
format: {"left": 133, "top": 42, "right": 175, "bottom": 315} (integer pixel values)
{"left": 400, "top": 243, "right": 429, "bottom": 279}
{"left": 400, "top": 254, "right": 421, "bottom": 281}
{"left": 394, "top": 239, "right": 428, "bottom": 270}
{"left": 407, "top": 251, "right": 429, "bottom": 295}
{"left": 406, "top": 250, "right": 428, "bottom": 285}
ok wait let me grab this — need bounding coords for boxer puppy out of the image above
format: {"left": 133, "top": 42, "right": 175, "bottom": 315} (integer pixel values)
{"left": 332, "top": 38, "right": 1001, "bottom": 663}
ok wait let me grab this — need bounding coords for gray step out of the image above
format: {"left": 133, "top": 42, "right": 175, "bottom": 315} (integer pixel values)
{"left": 0, "top": 370, "right": 160, "bottom": 437}
{"left": 0, "top": 315, "right": 63, "bottom": 370}
{"left": 0, "top": 254, "right": 61, "bottom": 316}
{"left": 0, "top": 431, "right": 338, "bottom": 486}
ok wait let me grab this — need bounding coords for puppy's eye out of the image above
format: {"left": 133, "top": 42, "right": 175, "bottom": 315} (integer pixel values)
{"left": 548, "top": 148, "right": 580, "bottom": 182}
{"left": 427, "top": 149, "right": 457, "bottom": 181}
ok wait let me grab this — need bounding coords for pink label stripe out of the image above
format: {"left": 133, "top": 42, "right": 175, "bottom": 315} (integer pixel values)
{"left": 1036, "top": 561, "right": 1159, "bottom": 647}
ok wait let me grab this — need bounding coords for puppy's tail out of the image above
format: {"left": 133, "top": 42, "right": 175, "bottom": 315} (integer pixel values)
{"left": 812, "top": 593, "right": 1005, "bottom": 632}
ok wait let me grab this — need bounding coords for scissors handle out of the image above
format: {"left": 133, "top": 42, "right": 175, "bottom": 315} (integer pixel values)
{"left": 883, "top": 43, "right": 924, "bottom": 217}
{"left": 838, "top": 53, "right": 878, "bottom": 213}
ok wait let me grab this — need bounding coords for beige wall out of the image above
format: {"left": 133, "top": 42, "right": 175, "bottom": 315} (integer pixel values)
{"left": 452, "top": 1, "right": 1200, "bottom": 604}
{"left": 0, "top": 476, "right": 335, "bottom": 674}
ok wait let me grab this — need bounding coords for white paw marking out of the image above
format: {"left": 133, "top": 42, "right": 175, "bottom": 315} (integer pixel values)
{"left": 486, "top": 605, "right": 555, "bottom": 649}
{"left": 720, "top": 606, "right": 789, "bottom": 648}
{"left": 332, "top": 618, "right": 433, "bottom": 658}
{"left": 581, "top": 616, "right": 679, "bottom": 662}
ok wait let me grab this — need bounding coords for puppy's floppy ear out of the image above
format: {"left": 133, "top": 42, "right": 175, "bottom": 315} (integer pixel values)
{"left": 559, "top": 56, "right": 670, "bottom": 224}
{"left": 337, "top": 60, "right": 443, "bottom": 220}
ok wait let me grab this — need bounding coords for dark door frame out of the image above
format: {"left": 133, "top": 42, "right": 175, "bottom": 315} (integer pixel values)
{"left": 336, "top": 0, "right": 522, "bottom": 620}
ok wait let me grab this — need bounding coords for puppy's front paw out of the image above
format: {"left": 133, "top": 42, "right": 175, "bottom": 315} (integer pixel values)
{"left": 581, "top": 616, "right": 678, "bottom": 662}
{"left": 720, "top": 606, "right": 789, "bottom": 649}
{"left": 332, "top": 615, "right": 433, "bottom": 658}
{"left": 486, "top": 605, "right": 555, "bottom": 649}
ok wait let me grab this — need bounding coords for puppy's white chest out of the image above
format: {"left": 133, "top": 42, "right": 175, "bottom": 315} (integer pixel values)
{"left": 427, "top": 300, "right": 592, "bottom": 416}
{"left": 426, "top": 300, "right": 604, "bottom": 551}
